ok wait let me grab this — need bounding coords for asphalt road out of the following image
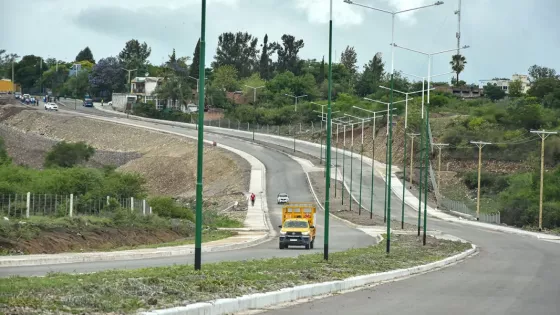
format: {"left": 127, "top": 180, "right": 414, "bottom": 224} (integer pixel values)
{"left": 0, "top": 100, "right": 374, "bottom": 277}
{"left": 5, "top": 102, "right": 560, "bottom": 315}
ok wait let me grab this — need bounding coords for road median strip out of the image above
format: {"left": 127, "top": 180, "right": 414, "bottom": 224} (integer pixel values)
{"left": 0, "top": 234, "right": 474, "bottom": 315}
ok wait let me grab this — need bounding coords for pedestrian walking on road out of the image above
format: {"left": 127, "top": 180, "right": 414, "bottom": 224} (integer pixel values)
{"left": 250, "top": 193, "right": 256, "bottom": 207}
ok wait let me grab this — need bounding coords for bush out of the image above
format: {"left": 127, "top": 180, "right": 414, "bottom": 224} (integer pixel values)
{"left": 148, "top": 196, "right": 195, "bottom": 221}
{"left": 462, "top": 171, "right": 509, "bottom": 194}
{"left": 44, "top": 141, "right": 95, "bottom": 168}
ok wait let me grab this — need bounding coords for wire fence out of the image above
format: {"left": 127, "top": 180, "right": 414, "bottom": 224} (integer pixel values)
{"left": 439, "top": 197, "right": 501, "bottom": 224}
{"left": 0, "top": 193, "right": 151, "bottom": 218}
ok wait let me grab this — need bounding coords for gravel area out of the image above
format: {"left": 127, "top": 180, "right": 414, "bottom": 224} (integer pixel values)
{"left": 309, "top": 171, "right": 416, "bottom": 229}
{"left": 0, "top": 106, "right": 251, "bottom": 212}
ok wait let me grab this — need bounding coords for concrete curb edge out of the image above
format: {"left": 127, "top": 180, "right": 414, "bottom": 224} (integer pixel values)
{"left": 140, "top": 243, "right": 477, "bottom": 315}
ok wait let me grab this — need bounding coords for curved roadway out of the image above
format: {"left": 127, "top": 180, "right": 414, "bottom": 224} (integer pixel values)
{"left": 5, "top": 103, "right": 560, "bottom": 315}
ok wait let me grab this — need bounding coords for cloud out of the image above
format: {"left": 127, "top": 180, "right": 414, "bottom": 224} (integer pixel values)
{"left": 380, "top": 0, "right": 447, "bottom": 24}
{"left": 294, "top": 0, "right": 364, "bottom": 27}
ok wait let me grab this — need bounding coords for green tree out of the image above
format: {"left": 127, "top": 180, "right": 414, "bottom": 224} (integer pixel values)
{"left": 118, "top": 39, "right": 152, "bottom": 76}
{"left": 259, "top": 34, "right": 274, "bottom": 80}
{"left": 274, "top": 34, "right": 305, "bottom": 75}
{"left": 189, "top": 39, "right": 201, "bottom": 79}
{"left": 508, "top": 79, "right": 523, "bottom": 97}
{"left": 242, "top": 73, "right": 266, "bottom": 104}
{"left": 483, "top": 83, "right": 506, "bottom": 101}
{"left": 528, "top": 77, "right": 560, "bottom": 99}
{"left": 528, "top": 65, "right": 557, "bottom": 81}
{"left": 44, "top": 141, "right": 96, "bottom": 168}
{"left": 212, "top": 32, "right": 259, "bottom": 78}
{"left": 14, "top": 55, "right": 47, "bottom": 90}
{"left": 75, "top": 47, "right": 95, "bottom": 64}
{"left": 212, "top": 65, "right": 240, "bottom": 91}
{"left": 450, "top": 54, "right": 467, "bottom": 84}
{"left": 317, "top": 56, "right": 325, "bottom": 84}
{"left": 356, "top": 52, "right": 384, "bottom": 96}
{"left": 340, "top": 46, "right": 358, "bottom": 75}
{"left": 63, "top": 70, "right": 90, "bottom": 98}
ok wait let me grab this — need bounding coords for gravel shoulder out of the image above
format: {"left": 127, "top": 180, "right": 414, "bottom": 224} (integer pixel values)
{"left": 0, "top": 105, "right": 250, "bottom": 212}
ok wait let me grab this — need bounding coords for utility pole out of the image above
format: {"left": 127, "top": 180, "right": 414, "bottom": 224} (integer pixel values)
{"left": 470, "top": 141, "right": 491, "bottom": 220}
{"left": 433, "top": 143, "right": 449, "bottom": 199}
{"left": 455, "top": 0, "right": 462, "bottom": 55}
{"left": 122, "top": 68, "right": 138, "bottom": 94}
{"left": 530, "top": 130, "right": 558, "bottom": 231}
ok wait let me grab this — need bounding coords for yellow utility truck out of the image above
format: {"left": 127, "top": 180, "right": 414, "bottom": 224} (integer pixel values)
{"left": 278, "top": 202, "right": 316, "bottom": 250}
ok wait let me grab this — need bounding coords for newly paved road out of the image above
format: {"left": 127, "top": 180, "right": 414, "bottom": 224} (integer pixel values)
{"left": 6, "top": 102, "right": 560, "bottom": 314}
{"left": 0, "top": 101, "right": 373, "bottom": 277}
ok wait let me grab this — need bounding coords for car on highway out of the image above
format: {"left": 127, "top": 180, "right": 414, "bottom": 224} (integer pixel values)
{"left": 44, "top": 102, "right": 58, "bottom": 111}
{"left": 277, "top": 193, "right": 290, "bottom": 204}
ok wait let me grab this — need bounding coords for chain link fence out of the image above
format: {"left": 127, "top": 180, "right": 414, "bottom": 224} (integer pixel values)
{"left": 0, "top": 193, "right": 150, "bottom": 218}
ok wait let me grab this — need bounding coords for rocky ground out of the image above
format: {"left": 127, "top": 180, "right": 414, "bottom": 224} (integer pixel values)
{"left": 0, "top": 104, "right": 251, "bottom": 212}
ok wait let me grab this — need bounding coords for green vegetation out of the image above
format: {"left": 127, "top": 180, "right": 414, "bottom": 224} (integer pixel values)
{"left": 44, "top": 141, "right": 96, "bottom": 168}
{"left": 0, "top": 234, "right": 470, "bottom": 314}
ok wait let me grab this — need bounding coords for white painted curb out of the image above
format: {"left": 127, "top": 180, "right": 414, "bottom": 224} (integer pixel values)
{"left": 0, "top": 233, "right": 270, "bottom": 267}
{"left": 140, "top": 242, "right": 477, "bottom": 315}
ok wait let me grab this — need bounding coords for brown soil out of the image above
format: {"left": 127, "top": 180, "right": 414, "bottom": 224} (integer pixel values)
{"left": 308, "top": 171, "right": 416, "bottom": 229}
{"left": 0, "top": 106, "right": 251, "bottom": 209}
{"left": 0, "top": 227, "right": 189, "bottom": 255}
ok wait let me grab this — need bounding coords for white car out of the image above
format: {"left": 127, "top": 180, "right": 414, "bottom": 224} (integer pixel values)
{"left": 44, "top": 102, "right": 58, "bottom": 111}
{"left": 277, "top": 193, "right": 290, "bottom": 204}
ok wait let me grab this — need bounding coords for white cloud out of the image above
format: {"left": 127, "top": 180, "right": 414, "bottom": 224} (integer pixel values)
{"left": 380, "top": 0, "right": 446, "bottom": 24}
{"left": 294, "top": 0, "right": 364, "bottom": 26}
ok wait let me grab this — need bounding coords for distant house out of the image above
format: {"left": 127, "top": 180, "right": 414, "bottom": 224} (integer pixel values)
{"left": 479, "top": 74, "right": 531, "bottom": 95}
{"left": 435, "top": 85, "right": 482, "bottom": 99}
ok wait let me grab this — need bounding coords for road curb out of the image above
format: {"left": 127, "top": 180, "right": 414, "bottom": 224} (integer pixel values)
{"left": 0, "top": 233, "right": 271, "bottom": 267}
{"left": 140, "top": 242, "right": 477, "bottom": 315}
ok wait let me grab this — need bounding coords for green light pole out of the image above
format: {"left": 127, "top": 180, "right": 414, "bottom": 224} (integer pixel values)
{"left": 345, "top": 114, "right": 373, "bottom": 215}
{"left": 345, "top": 0, "right": 445, "bottom": 254}
{"left": 324, "top": 0, "right": 334, "bottom": 261}
{"left": 194, "top": 0, "right": 207, "bottom": 271}
{"left": 353, "top": 107, "right": 393, "bottom": 220}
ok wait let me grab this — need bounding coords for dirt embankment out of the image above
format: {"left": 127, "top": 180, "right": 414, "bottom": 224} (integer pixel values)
{"left": 0, "top": 105, "right": 251, "bottom": 210}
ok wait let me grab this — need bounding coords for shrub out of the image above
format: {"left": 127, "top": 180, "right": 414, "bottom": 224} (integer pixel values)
{"left": 44, "top": 141, "right": 95, "bottom": 168}
{"left": 148, "top": 196, "right": 195, "bottom": 221}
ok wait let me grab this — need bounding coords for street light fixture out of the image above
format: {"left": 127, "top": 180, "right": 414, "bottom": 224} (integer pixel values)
{"left": 188, "top": 76, "right": 208, "bottom": 93}
{"left": 245, "top": 85, "right": 265, "bottom": 104}
{"left": 284, "top": 93, "right": 308, "bottom": 111}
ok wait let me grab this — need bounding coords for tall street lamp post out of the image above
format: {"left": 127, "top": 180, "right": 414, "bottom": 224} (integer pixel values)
{"left": 354, "top": 107, "right": 394, "bottom": 220}
{"left": 345, "top": 0, "right": 444, "bottom": 254}
{"left": 284, "top": 93, "right": 308, "bottom": 112}
{"left": 393, "top": 44, "right": 469, "bottom": 245}
{"left": 245, "top": 85, "right": 265, "bottom": 104}
{"left": 324, "top": 0, "right": 334, "bottom": 261}
{"left": 345, "top": 113, "right": 374, "bottom": 215}
{"left": 194, "top": 0, "right": 207, "bottom": 270}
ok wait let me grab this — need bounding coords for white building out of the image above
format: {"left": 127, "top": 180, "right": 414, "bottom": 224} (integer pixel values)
{"left": 479, "top": 74, "right": 531, "bottom": 94}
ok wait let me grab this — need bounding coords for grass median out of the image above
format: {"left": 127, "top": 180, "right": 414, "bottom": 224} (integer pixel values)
{"left": 0, "top": 234, "right": 471, "bottom": 314}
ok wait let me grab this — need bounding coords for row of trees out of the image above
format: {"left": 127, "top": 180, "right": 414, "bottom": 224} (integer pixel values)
{"left": 1, "top": 31, "right": 469, "bottom": 120}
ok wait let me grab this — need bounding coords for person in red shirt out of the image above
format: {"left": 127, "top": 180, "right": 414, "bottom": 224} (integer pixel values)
{"left": 250, "top": 193, "right": 256, "bottom": 206}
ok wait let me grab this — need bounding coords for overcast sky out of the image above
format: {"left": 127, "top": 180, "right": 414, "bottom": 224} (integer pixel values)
{"left": 2, "top": 0, "right": 559, "bottom": 84}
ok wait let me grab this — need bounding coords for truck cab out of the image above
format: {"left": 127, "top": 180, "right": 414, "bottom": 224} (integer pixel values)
{"left": 278, "top": 202, "right": 316, "bottom": 250}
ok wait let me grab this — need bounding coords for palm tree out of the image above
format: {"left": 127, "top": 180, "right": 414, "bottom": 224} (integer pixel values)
{"left": 450, "top": 54, "right": 467, "bottom": 85}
